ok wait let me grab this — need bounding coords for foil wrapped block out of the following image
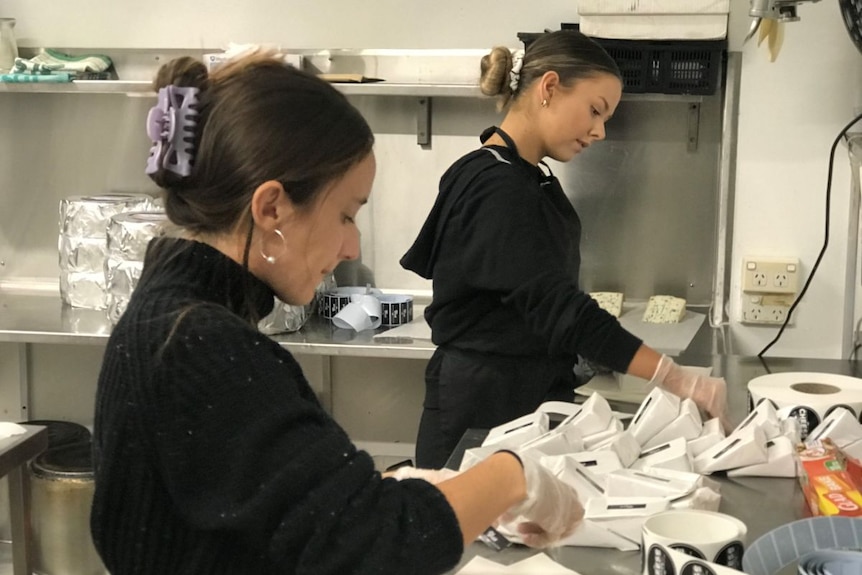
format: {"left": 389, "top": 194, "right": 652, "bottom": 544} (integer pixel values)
{"left": 106, "top": 212, "right": 172, "bottom": 261}
{"left": 106, "top": 260, "right": 143, "bottom": 299}
{"left": 59, "top": 271, "right": 107, "bottom": 310}
{"left": 57, "top": 235, "right": 107, "bottom": 273}
{"left": 59, "top": 193, "right": 154, "bottom": 238}
{"left": 104, "top": 212, "right": 173, "bottom": 323}
{"left": 259, "top": 298, "right": 311, "bottom": 334}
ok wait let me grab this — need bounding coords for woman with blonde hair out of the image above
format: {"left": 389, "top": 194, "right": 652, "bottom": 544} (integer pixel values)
{"left": 403, "top": 30, "right": 729, "bottom": 468}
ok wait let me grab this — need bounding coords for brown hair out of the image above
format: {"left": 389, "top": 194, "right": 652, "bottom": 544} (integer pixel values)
{"left": 148, "top": 53, "right": 375, "bottom": 236}
{"left": 480, "top": 30, "right": 622, "bottom": 109}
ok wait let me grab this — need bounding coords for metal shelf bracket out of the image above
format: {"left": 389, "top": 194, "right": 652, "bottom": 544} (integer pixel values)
{"left": 417, "top": 97, "right": 432, "bottom": 146}
{"left": 688, "top": 102, "right": 701, "bottom": 152}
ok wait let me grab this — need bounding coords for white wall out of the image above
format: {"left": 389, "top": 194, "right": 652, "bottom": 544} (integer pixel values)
{"left": 3, "top": 1, "right": 862, "bottom": 361}
{"left": 729, "top": 3, "right": 862, "bottom": 358}
{"left": 4, "top": 0, "right": 582, "bottom": 50}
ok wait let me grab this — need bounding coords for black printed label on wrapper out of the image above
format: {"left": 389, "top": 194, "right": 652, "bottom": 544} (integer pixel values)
{"left": 478, "top": 526, "right": 512, "bottom": 552}
{"left": 788, "top": 406, "right": 821, "bottom": 439}
{"left": 680, "top": 562, "right": 716, "bottom": 575}
{"left": 669, "top": 544, "right": 706, "bottom": 560}
{"left": 714, "top": 541, "right": 744, "bottom": 570}
{"left": 646, "top": 544, "right": 676, "bottom": 575}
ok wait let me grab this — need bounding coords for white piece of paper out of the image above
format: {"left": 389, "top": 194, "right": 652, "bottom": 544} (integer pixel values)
{"left": 453, "top": 553, "right": 584, "bottom": 575}
{"left": 371, "top": 316, "right": 432, "bottom": 341}
{"left": 0, "top": 422, "right": 27, "bottom": 439}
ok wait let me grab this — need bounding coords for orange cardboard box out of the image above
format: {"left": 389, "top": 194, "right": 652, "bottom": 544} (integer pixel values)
{"left": 796, "top": 439, "right": 862, "bottom": 517}
{"left": 840, "top": 445, "right": 862, "bottom": 490}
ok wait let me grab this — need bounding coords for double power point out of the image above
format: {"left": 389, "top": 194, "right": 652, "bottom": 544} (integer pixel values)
{"left": 741, "top": 257, "right": 799, "bottom": 325}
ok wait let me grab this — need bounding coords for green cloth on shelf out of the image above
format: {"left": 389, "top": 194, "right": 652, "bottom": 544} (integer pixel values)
{"left": 0, "top": 72, "right": 73, "bottom": 83}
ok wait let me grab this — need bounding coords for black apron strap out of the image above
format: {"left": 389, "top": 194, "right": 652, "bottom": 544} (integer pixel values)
{"left": 481, "top": 126, "right": 555, "bottom": 178}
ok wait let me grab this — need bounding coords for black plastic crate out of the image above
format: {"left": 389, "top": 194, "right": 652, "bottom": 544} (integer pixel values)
{"left": 517, "top": 26, "right": 726, "bottom": 96}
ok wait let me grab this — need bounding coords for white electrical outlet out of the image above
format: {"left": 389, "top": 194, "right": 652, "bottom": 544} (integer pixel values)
{"left": 742, "top": 257, "right": 800, "bottom": 295}
{"left": 741, "top": 294, "right": 796, "bottom": 325}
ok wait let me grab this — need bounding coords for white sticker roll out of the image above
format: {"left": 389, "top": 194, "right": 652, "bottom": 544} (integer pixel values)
{"left": 747, "top": 372, "right": 862, "bottom": 439}
{"left": 641, "top": 509, "right": 746, "bottom": 574}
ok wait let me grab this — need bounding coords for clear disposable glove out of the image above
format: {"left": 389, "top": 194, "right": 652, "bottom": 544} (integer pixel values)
{"left": 499, "top": 450, "right": 584, "bottom": 549}
{"left": 388, "top": 466, "right": 460, "bottom": 485}
{"left": 650, "top": 354, "right": 731, "bottom": 430}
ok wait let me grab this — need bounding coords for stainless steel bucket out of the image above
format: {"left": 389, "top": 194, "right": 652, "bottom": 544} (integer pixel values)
{"left": 0, "top": 421, "right": 91, "bottom": 544}
{"left": 29, "top": 442, "right": 107, "bottom": 575}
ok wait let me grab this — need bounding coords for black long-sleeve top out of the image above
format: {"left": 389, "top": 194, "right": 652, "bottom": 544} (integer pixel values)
{"left": 91, "top": 237, "right": 463, "bottom": 575}
{"left": 401, "top": 136, "right": 642, "bottom": 373}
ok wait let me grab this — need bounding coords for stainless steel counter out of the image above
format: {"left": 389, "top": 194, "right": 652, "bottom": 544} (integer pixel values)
{"left": 0, "top": 291, "right": 723, "bottom": 359}
{"left": 447, "top": 355, "right": 862, "bottom": 575}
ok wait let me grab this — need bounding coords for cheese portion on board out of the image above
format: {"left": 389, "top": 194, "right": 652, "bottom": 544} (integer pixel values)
{"left": 642, "top": 295, "right": 687, "bottom": 324}
{"left": 589, "top": 292, "right": 624, "bottom": 318}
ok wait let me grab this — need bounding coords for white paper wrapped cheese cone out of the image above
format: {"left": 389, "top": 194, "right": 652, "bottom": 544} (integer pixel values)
{"left": 584, "top": 496, "right": 669, "bottom": 544}
{"left": 563, "top": 450, "right": 623, "bottom": 478}
{"left": 628, "top": 387, "right": 681, "bottom": 446}
{"left": 694, "top": 426, "right": 768, "bottom": 474}
{"left": 482, "top": 411, "right": 549, "bottom": 450}
{"left": 589, "top": 430, "right": 641, "bottom": 468}
{"left": 734, "top": 398, "right": 781, "bottom": 440}
{"left": 541, "top": 456, "right": 607, "bottom": 500}
{"left": 605, "top": 468, "right": 695, "bottom": 499}
{"left": 726, "top": 435, "right": 798, "bottom": 478}
{"left": 556, "top": 519, "right": 640, "bottom": 551}
{"left": 583, "top": 418, "right": 624, "bottom": 450}
{"left": 566, "top": 392, "right": 614, "bottom": 437}
{"left": 631, "top": 437, "right": 693, "bottom": 473}
{"left": 805, "top": 407, "right": 862, "bottom": 449}
{"left": 643, "top": 398, "right": 703, "bottom": 449}
{"left": 520, "top": 425, "right": 584, "bottom": 457}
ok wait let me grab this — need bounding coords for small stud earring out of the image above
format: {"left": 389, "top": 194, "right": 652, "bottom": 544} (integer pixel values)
{"left": 541, "top": 99, "right": 548, "bottom": 108}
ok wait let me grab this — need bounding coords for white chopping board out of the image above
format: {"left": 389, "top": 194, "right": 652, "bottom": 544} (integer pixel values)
{"left": 617, "top": 302, "right": 706, "bottom": 356}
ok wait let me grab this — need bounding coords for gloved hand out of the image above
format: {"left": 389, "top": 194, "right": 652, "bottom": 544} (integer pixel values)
{"left": 650, "top": 354, "right": 730, "bottom": 430}
{"left": 499, "top": 450, "right": 584, "bottom": 549}
{"left": 388, "top": 466, "right": 460, "bottom": 485}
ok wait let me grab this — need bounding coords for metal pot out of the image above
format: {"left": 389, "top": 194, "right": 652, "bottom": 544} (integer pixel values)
{"left": 29, "top": 442, "right": 107, "bottom": 575}
{"left": 0, "top": 421, "right": 92, "bottom": 544}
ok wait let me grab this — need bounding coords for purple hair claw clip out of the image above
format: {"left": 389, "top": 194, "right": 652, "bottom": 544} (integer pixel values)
{"left": 145, "top": 85, "right": 200, "bottom": 177}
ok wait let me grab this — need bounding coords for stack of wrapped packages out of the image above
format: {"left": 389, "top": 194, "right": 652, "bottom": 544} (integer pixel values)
{"left": 460, "top": 385, "right": 809, "bottom": 550}
{"left": 58, "top": 193, "right": 158, "bottom": 310}
{"left": 105, "top": 211, "right": 175, "bottom": 323}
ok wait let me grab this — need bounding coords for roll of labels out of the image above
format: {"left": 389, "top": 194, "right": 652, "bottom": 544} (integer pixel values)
{"left": 318, "top": 287, "right": 413, "bottom": 331}
{"left": 642, "top": 512, "right": 862, "bottom": 574}
{"left": 642, "top": 510, "right": 746, "bottom": 575}
{"left": 748, "top": 372, "right": 862, "bottom": 440}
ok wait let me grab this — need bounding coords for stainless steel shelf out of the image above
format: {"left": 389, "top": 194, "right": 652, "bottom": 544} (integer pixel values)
{"left": 0, "top": 292, "right": 436, "bottom": 359}
{"left": 0, "top": 80, "right": 152, "bottom": 94}
{"left": 0, "top": 79, "right": 704, "bottom": 102}
{"left": 0, "top": 81, "right": 481, "bottom": 98}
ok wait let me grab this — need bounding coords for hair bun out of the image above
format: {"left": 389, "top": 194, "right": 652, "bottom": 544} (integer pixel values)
{"left": 153, "top": 56, "right": 209, "bottom": 92}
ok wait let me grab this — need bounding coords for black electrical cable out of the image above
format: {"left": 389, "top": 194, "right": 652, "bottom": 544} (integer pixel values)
{"left": 758, "top": 111, "right": 862, "bottom": 357}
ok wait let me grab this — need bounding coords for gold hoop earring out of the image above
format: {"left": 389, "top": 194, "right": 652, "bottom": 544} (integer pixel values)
{"left": 541, "top": 99, "right": 548, "bottom": 108}
{"left": 261, "top": 229, "right": 286, "bottom": 264}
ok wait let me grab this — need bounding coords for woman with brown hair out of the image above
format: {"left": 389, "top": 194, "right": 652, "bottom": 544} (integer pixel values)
{"left": 91, "top": 53, "right": 584, "bottom": 575}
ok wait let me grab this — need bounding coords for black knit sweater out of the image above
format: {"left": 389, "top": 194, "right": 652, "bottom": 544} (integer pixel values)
{"left": 91, "top": 238, "right": 463, "bottom": 575}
